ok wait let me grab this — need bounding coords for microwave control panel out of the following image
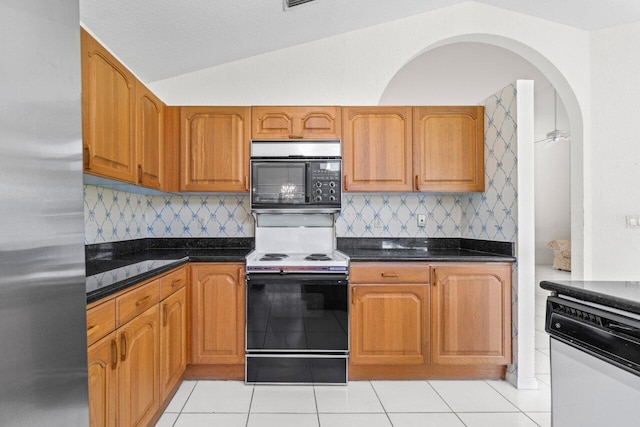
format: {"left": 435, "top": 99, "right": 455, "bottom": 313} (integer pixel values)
{"left": 308, "top": 161, "right": 341, "bottom": 204}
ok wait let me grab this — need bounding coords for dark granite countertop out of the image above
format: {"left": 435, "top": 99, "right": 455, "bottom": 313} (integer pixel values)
{"left": 540, "top": 280, "right": 640, "bottom": 316}
{"left": 86, "top": 237, "right": 515, "bottom": 304}
{"left": 337, "top": 238, "right": 515, "bottom": 263}
{"left": 86, "top": 238, "right": 253, "bottom": 303}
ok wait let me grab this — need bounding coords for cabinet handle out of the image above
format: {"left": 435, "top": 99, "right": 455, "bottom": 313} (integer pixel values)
{"left": 162, "top": 303, "right": 168, "bottom": 327}
{"left": 238, "top": 268, "right": 244, "bottom": 287}
{"left": 135, "top": 295, "right": 151, "bottom": 307}
{"left": 344, "top": 175, "right": 348, "bottom": 191}
{"left": 351, "top": 287, "right": 356, "bottom": 305}
{"left": 414, "top": 175, "right": 420, "bottom": 191}
{"left": 381, "top": 272, "right": 400, "bottom": 278}
{"left": 170, "top": 280, "right": 181, "bottom": 288}
{"left": 289, "top": 134, "right": 304, "bottom": 139}
{"left": 110, "top": 339, "right": 118, "bottom": 369}
{"left": 83, "top": 146, "right": 91, "bottom": 169}
{"left": 120, "top": 333, "right": 127, "bottom": 361}
{"left": 87, "top": 324, "right": 98, "bottom": 333}
{"left": 137, "top": 165, "right": 143, "bottom": 184}
{"left": 244, "top": 176, "right": 249, "bottom": 192}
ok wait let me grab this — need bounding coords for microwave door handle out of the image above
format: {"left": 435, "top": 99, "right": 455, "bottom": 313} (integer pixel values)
{"left": 305, "top": 162, "right": 311, "bottom": 203}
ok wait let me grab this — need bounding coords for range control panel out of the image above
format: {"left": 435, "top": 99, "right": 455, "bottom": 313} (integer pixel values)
{"left": 308, "top": 161, "right": 341, "bottom": 204}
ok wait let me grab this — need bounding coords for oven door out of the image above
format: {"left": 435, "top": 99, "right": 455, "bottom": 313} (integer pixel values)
{"left": 246, "top": 273, "right": 349, "bottom": 353}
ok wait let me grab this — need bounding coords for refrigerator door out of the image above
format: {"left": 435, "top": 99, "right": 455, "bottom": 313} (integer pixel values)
{"left": 0, "top": 1, "right": 88, "bottom": 426}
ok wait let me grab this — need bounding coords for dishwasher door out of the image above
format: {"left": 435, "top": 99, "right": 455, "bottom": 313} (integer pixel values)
{"left": 551, "top": 338, "right": 640, "bottom": 426}
{"left": 546, "top": 296, "right": 640, "bottom": 426}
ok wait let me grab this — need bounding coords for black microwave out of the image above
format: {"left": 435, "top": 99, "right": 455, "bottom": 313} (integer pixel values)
{"left": 250, "top": 159, "right": 342, "bottom": 212}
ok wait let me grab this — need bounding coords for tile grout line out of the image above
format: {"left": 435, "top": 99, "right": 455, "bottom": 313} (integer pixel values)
{"left": 245, "top": 384, "right": 255, "bottom": 427}
{"left": 368, "top": 380, "right": 395, "bottom": 426}
{"left": 426, "top": 380, "right": 469, "bottom": 426}
{"left": 170, "top": 380, "right": 199, "bottom": 426}
{"left": 483, "top": 379, "right": 546, "bottom": 426}
{"left": 313, "top": 385, "right": 321, "bottom": 427}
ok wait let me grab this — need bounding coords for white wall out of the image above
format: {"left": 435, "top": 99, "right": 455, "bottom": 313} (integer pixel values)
{"left": 590, "top": 21, "right": 640, "bottom": 280}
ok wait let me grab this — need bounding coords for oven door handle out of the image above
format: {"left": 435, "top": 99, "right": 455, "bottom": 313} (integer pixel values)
{"left": 247, "top": 273, "right": 348, "bottom": 284}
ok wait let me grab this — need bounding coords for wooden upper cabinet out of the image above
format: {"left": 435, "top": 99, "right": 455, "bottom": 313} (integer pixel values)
{"left": 180, "top": 107, "right": 250, "bottom": 192}
{"left": 342, "top": 107, "right": 413, "bottom": 192}
{"left": 414, "top": 106, "right": 485, "bottom": 192}
{"left": 136, "top": 81, "right": 165, "bottom": 190}
{"left": 81, "top": 29, "right": 137, "bottom": 183}
{"left": 252, "top": 106, "right": 341, "bottom": 140}
{"left": 431, "top": 263, "right": 512, "bottom": 365}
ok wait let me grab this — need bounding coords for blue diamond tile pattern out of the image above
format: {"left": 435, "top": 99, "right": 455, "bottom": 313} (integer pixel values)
{"left": 84, "top": 186, "right": 146, "bottom": 244}
{"left": 462, "top": 83, "right": 518, "bottom": 243}
{"left": 84, "top": 186, "right": 254, "bottom": 243}
{"left": 336, "top": 194, "right": 462, "bottom": 237}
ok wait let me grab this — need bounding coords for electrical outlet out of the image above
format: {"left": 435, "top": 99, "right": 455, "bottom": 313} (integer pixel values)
{"left": 626, "top": 215, "right": 640, "bottom": 229}
{"left": 417, "top": 214, "right": 426, "bottom": 227}
{"left": 374, "top": 217, "right": 382, "bottom": 228}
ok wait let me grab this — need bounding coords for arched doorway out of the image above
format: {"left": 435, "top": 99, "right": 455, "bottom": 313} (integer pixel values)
{"left": 378, "top": 37, "right": 583, "bottom": 389}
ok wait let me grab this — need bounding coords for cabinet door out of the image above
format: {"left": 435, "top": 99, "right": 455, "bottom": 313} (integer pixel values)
{"left": 160, "top": 287, "right": 187, "bottom": 401}
{"left": 118, "top": 305, "right": 160, "bottom": 427}
{"left": 191, "top": 263, "right": 245, "bottom": 364}
{"left": 342, "top": 107, "right": 413, "bottom": 192}
{"left": 81, "top": 29, "right": 136, "bottom": 182}
{"left": 180, "top": 107, "right": 250, "bottom": 192}
{"left": 431, "top": 263, "right": 511, "bottom": 365}
{"left": 136, "top": 81, "right": 165, "bottom": 190}
{"left": 251, "top": 106, "right": 341, "bottom": 139}
{"left": 414, "top": 106, "right": 484, "bottom": 192}
{"left": 87, "top": 332, "right": 117, "bottom": 427}
{"left": 350, "top": 284, "right": 429, "bottom": 365}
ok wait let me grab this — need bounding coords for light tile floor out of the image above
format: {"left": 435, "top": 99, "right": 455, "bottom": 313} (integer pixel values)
{"left": 154, "top": 266, "right": 565, "bottom": 427}
{"left": 156, "top": 379, "right": 551, "bottom": 427}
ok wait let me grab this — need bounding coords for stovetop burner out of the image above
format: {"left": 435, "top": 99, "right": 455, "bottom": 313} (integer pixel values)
{"left": 259, "top": 253, "right": 289, "bottom": 261}
{"left": 305, "top": 253, "right": 331, "bottom": 261}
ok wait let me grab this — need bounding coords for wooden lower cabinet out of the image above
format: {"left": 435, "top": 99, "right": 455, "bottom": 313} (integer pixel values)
{"left": 431, "top": 263, "right": 512, "bottom": 365}
{"left": 117, "top": 305, "right": 160, "bottom": 427}
{"left": 160, "top": 286, "right": 187, "bottom": 401}
{"left": 190, "top": 263, "right": 245, "bottom": 365}
{"left": 349, "top": 262, "right": 511, "bottom": 380}
{"left": 87, "top": 332, "right": 117, "bottom": 427}
{"left": 350, "top": 284, "right": 429, "bottom": 365}
{"left": 87, "top": 266, "right": 187, "bottom": 427}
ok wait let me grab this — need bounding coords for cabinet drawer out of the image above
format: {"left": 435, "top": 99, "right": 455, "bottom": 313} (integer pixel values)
{"left": 87, "top": 299, "right": 116, "bottom": 346}
{"left": 117, "top": 280, "right": 160, "bottom": 327}
{"left": 160, "top": 267, "right": 187, "bottom": 300}
{"left": 350, "top": 262, "right": 429, "bottom": 284}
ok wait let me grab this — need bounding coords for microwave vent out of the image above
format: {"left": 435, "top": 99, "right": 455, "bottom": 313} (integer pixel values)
{"left": 285, "top": 0, "right": 316, "bottom": 8}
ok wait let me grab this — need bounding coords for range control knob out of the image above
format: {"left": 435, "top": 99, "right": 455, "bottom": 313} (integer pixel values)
{"left": 329, "top": 182, "right": 336, "bottom": 187}
{"left": 315, "top": 195, "right": 323, "bottom": 202}
{"left": 315, "top": 188, "right": 322, "bottom": 195}
{"left": 315, "top": 181, "right": 322, "bottom": 187}
{"left": 329, "top": 196, "right": 336, "bottom": 201}
{"left": 329, "top": 188, "right": 336, "bottom": 194}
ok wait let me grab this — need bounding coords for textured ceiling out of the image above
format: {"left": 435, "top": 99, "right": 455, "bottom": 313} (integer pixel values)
{"left": 79, "top": 0, "right": 640, "bottom": 83}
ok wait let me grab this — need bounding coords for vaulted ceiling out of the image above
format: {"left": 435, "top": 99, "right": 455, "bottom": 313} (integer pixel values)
{"left": 80, "top": 0, "right": 640, "bottom": 83}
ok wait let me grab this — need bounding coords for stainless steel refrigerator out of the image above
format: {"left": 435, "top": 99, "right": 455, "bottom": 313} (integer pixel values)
{"left": 0, "top": 0, "right": 89, "bottom": 425}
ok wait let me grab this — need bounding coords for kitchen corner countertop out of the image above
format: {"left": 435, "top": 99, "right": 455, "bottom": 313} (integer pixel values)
{"left": 540, "top": 280, "right": 640, "bottom": 316}
{"left": 85, "top": 238, "right": 253, "bottom": 303}
{"left": 337, "top": 237, "right": 516, "bottom": 263}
